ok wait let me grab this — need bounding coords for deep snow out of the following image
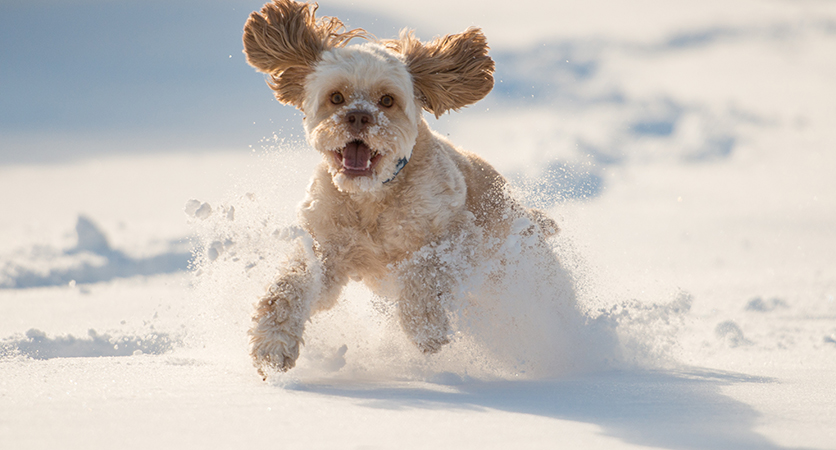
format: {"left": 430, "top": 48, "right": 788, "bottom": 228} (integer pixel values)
{"left": 2, "top": 0, "right": 836, "bottom": 449}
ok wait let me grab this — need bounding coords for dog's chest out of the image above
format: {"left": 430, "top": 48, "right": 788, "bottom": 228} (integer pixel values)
{"left": 310, "top": 192, "right": 437, "bottom": 254}
{"left": 300, "top": 176, "right": 465, "bottom": 275}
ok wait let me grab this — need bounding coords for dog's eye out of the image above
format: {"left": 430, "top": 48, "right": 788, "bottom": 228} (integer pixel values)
{"left": 330, "top": 92, "right": 344, "bottom": 105}
{"left": 379, "top": 95, "right": 394, "bottom": 108}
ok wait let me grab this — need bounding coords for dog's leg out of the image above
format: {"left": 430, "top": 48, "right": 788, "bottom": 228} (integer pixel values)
{"left": 395, "top": 251, "right": 457, "bottom": 354}
{"left": 249, "top": 241, "right": 345, "bottom": 378}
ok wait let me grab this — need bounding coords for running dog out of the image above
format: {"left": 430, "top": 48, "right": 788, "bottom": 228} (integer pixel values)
{"left": 243, "top": 0, "right": 557, "bottom": 377}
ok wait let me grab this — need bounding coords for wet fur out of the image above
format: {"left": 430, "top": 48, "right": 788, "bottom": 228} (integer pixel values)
{"left": 243, "top": 0, "right": 558, "bottom": 377}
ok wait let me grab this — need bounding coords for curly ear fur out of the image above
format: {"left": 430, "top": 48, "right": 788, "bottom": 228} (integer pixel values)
{"left": 242, "top": 0, "right": 366, "bottom": 107}
{"left": 387, "top": 28, "right": 495, "bottom": 118}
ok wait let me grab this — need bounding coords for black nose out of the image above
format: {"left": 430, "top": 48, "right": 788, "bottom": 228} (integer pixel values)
{"left": 345, "top": 110, "right": 374, "bottom": 134}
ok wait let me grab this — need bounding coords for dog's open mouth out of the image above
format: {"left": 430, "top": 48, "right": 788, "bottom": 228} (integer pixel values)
{"left": 333, "top": 140, "right": 382, "bottom": 177}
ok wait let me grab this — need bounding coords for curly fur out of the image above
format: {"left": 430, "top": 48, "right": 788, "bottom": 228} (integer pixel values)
{"left": 384, "top": 29, "right": 495, "bottom": 118}
{"left": 242, "top": 0, "right": 558, "bottom": 378}
{"left": 242, "top": 0, "right": 366, "bottom": 107}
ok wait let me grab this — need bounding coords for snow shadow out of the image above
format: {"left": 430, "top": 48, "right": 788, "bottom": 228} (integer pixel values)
{"left": 0, "top": 215, "right": 191, "bottom": 289}
{"left": 486, "top": 29, "right": 799, "bottom": 169}
{"left": 296, "top": 368, "right": 805, "bottom": 450}
{"left": 0, "top": 328, "right": 175, "bottom": 360}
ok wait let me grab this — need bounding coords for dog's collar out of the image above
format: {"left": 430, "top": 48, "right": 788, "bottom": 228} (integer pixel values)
{"left": 382, "top": 157, "right": 409, "bottom": 184}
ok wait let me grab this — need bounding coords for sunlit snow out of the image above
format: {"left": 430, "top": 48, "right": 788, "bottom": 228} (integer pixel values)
{"left": 1, "top": 1, "right": 835, "bottom": 449}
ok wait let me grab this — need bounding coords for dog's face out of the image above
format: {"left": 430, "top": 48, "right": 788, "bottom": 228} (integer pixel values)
{"left": 301, "top": 44, "right": 421, "bottom": 192}
{"left": 243, "top": 0, "right": 494, "bottom": 193}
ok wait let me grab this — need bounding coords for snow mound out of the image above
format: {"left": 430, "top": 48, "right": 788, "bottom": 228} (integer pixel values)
{"left": 744, "top": 297, "right": 788, "bottom": 312}
{"left": 0, "top": 215, "right": 191, "bottom": 288}
{"left": 0, "top": 328, "right": 175, "bottom": 360}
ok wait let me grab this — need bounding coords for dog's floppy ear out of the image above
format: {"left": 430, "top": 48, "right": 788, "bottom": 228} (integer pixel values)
{"left": 243, "top": 0, "right": 364, "bottom": 108}
{"left": 388, "top": 28, "right": 495, "bottom": 118}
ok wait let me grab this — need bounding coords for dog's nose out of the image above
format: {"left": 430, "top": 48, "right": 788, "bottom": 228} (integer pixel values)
{"left": 345, "top": 110, "right": 374, "bottom": 134}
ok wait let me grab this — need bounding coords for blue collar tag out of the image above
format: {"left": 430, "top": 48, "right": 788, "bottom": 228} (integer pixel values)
{"left": 382, "top": 157, "right": 409, "bottom": 184}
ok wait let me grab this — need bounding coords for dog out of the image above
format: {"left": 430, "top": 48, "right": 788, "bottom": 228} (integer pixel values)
{"left": 242, "top": 0, "right": 558, "bottom": 377}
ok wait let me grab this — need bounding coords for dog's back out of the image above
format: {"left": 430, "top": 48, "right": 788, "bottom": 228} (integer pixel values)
{"left": 440, "top": 134, "right": 559, "bottom": 239}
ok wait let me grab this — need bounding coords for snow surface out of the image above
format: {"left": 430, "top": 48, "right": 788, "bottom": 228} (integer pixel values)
{"left": 2, "top": 0, "right": 836, "bottom": 449}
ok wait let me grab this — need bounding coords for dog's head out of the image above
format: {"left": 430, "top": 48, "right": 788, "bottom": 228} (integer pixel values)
{"left": 243, "top": 0, "right": 494, "bottom": 193}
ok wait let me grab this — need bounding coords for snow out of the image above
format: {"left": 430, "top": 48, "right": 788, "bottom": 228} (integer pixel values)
{"left": 2, "top": 0, "right": 836, "bottom": 448}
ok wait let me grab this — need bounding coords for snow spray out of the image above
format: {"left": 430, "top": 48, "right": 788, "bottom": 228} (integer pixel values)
{"left": 186, "top": 141, "right": 689, "bottom": 381}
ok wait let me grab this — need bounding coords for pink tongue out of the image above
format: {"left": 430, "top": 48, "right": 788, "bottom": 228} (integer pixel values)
{"left": 343, "top": 141, "right": 371, "bottom": 169}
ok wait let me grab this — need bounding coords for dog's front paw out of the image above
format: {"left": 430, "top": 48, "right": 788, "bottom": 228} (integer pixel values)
{"left": 398, "top": 294, "right": 452, "bottom": 356}
{"left": 250, "top": 328, "right": 301, "bottom": 379}
{"left": 249, "top": 294, "right": 305, "bottom": 379}
{"left": 415, "top": 335, "right": 450, "bottom": 355}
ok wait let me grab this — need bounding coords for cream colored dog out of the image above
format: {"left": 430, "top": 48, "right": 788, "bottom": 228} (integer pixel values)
{"left": 243, "top": 0, "right": 557, "bottom": 377}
